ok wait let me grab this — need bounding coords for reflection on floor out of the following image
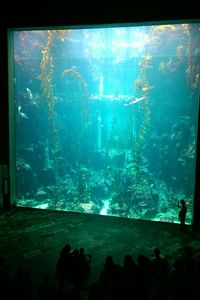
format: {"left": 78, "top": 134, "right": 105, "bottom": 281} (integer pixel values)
{"left": 1, "top": 207, "right": 200, "bottom": 297}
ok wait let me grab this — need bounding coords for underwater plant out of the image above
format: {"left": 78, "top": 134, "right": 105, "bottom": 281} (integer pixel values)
{"left": 132, "top": 55, "right": 152, "bottom": 172}
{"left": 185, "top": 24, "right": 200, "bottom": 90}
{"left": 40, "top": 30, "right": 64, "bottom": 204}
{"left": 62, "top": 68, "right": 89, "bottom": 123}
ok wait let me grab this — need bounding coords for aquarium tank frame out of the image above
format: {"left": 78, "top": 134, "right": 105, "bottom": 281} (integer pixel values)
{"left": 7, "top": 18, "right": 200, "bottom": 228}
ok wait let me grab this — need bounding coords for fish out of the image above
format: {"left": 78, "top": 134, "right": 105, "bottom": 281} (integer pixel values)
{"left": 124, "top": 96, "right": 146, "bottom": 106}
{"left": 26, "top": 88, "right": 33, "bottom": 100}
{"left": 18, "top": 106, "right": 29, "bottom": 119}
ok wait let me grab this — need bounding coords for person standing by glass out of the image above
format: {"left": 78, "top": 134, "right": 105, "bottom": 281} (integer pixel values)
{"left": 178, "top": 199, "right": 187, "bottom": 232}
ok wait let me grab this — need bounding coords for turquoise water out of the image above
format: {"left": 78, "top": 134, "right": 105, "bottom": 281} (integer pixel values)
{"left": 13, "top": 23, "right": 200, "bottom": 224}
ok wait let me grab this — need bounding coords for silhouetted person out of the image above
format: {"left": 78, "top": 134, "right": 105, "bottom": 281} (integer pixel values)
{"left": 150, "top": 248, "right": 170, "bottom": 300}
{"left": 121, "top": 254, "right": 137, "bottom": 299}
{"left": 178, "top": 199, "right": 187, "bottom": 232}
{"left": 56, "top": 244, "right": 72, "bottom": 289}
{"left": 79, "top": 247, "right": 92, "bottom": 278}
{"left": 99, "top": 255, "right": 116, "bottom": 293}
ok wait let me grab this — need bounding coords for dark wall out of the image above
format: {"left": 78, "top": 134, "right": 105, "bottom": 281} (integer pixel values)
{"left": 0, "top": 25, "right": 9, "bottom": 211}
{"left": 0, "top": 26, "right": 8, "bottom": 164}
{"left": 2, "top": 5, "right": 199, "bottom": 28}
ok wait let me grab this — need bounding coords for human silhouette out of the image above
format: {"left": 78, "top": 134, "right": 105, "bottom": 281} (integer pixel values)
{"left": 178, "top": 199, "right": 187, "bottom": 232}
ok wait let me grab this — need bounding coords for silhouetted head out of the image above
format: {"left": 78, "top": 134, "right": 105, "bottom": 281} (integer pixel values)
{"left": 124, "top": 254, "right": 133, "bottom": 266}
{"left": 64, "top": 244, "right": 71, "bottom": 252}
{"left": 60, "top": 244, "right": 71, "bottom": 257}
{"left": 180, "top": 199, "right": 185, "bottom": 205}
{"left": 80, "top": 247, "right": 85, "bottom": 254}
{"left": 105, "top": 256, "right": 114, "bottom": 266}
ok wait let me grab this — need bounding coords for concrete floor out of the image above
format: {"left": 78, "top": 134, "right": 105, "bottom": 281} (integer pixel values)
{"left": 1, "top": 207, "right": 200, "bottom": 298}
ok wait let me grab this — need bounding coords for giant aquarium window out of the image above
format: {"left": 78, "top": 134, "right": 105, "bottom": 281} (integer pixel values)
{"left": 10, "top": 21, "right": 200, "bottom": 224}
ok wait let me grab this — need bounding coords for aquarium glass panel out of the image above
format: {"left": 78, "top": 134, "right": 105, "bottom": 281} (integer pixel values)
{"left": 13, "top": 22, "right": 200, "bottom": 224}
